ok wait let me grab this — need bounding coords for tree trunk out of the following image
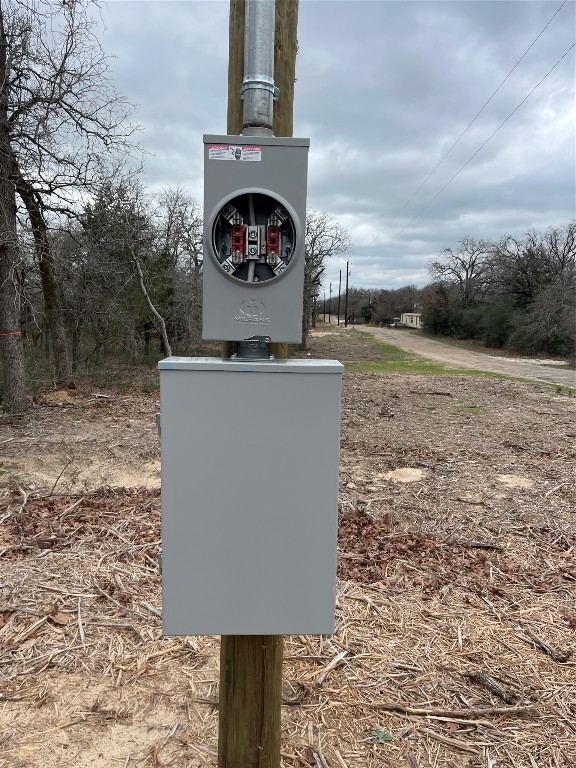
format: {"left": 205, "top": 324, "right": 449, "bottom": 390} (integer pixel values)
{"left": 71, "top": 318, "right": 82, "bottom": 373}
{"left": 190, "top": 263, "right": 202, "bottom": 349}
{"left": 15, "top": 173, "right": 72, "bottom": 383}
{"left": 301, "top": 289, "right": 311, "bottom": 350}
{"left": 0, "top": 243, "right": 28, "bottom": 411}
{"left": 0, "top": 10, "right": 28, "bottom": 412}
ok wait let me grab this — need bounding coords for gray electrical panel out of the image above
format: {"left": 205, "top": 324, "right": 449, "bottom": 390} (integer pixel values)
{"left": 202, "top": 134, "right": 309, "bottom": 343}
{"left": 159, "top": 357, "right": 343, "bottom": 636}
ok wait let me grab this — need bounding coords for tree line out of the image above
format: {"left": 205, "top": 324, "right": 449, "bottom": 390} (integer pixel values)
{"left": 19, "top": 181, "right": 347, "bottom": 355}
{"left": 424, "top": 223, "right": 575, "bottom": 358}
{"left": 4, "top": 166, "right": 349, "bottom": 411}
{"left": 0, "top": 1, "right": 350, "bottom": 412}
{"left": 324, "top": 221, "right": 575, "bottom": 363}
{"left": 1, "top": 0, "right": 137, "bottom": 411}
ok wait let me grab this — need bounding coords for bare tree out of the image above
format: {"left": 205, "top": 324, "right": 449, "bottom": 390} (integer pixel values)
{"left": 522, "top": 280, "right": 576, "bottom": 361}
{"left": 155, "top": 189, "right": 204, "bottom": 353}
{"left": 75, "top": 180, "right": 167, "bottom": 361}
{"left": 3, "top": 0, "right": 137, "bottom": 381}
{"left": 543, "top": 221, "right": 576, "bottom": 278}
{"left": 428, "top": 236, "right": 490, "bottom": 307}
{"left": 303, "top": 210, "right": 351, "bottom": 347}
{"left": 489, "top": 223, "right": 575, "bottom": 309}
{"left": 489, "top": 235, "right": 548, "bottom": 308}
{"left": 423, "top": 224, "right": 576, "bottom": 350}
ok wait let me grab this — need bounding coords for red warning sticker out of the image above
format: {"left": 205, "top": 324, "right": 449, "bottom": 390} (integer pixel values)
{"left": 208, "top": 145, "right": 262, "bottom": 161}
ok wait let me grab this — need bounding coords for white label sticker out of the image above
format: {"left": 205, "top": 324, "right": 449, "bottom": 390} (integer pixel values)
{"left": 208, "top": 145, "right": 262, "bottom": 162}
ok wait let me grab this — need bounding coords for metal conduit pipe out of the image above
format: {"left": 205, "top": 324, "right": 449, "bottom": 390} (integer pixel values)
{"left": 241, "top": 0, "right": 278, "bottom": 135}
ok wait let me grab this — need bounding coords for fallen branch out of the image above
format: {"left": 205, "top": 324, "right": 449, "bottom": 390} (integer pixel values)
{"left": 140, "top": 600, "right": 162, "bottom": 619}
{"left": 418, "top": 726, "right": 481, "bottom": 755}
{"left": 521, "top": 626, "right": 572, "bottom": 663}
{"left": 159, "top": 723, "right": 179, "bottom": 750}
{"left": 314, "top": 650, "right": 348, "bottom": 686}
{"left": 333, "top": 749, "right": 350, "bottom": 768}
{"left": 77, "top": 598, "right": 86, "bottom": 651}
{"left": 12, "top": 615, "right": 49, "bottom": 645}
{"left": 48, "top": 458, "right": 74, "bottom": 496}
{"left": 464, "top": 670, "right": 519, "bottom": 704}
{"left": 371, "top": 702, "right": 540, "bottom": 718}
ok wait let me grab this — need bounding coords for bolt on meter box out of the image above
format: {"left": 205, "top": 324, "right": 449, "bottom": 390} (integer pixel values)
{"left": 202, "top": 134, "right": 309, "bottom": 343}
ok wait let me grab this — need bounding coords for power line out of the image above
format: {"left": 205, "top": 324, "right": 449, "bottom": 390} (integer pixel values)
{"left": 380, "top": 41, "right": 576, "bottom": 250}
{"left": 380, "top": 0, "right": 570, "bottom": 237}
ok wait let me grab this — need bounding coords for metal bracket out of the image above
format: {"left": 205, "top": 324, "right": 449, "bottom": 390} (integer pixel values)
{"left": 240, "top": 75, "right": 280, "bottom": 101}
{"left": 231, "top": 335, "right": 273, "bottom": 360}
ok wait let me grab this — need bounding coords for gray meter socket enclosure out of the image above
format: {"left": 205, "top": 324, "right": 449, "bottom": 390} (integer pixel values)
{"left": 202, "top": 134, "right": 309, "bottom": 343}
{"left": 159, "top": 357, "right": 343, "bottom": 636}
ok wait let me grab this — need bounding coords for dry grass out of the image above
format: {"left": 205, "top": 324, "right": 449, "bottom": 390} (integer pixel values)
{"left": 0, "top": 326, "right": 574, "bottom": 767}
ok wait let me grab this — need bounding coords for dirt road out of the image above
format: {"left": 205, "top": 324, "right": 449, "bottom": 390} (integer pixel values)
{"left": 361, "top": 325, "right": 576, "bottom": 388}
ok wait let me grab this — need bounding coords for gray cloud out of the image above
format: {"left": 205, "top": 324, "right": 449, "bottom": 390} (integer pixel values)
{"left": 101, "top": 0, "right": 575, "bottom": 290}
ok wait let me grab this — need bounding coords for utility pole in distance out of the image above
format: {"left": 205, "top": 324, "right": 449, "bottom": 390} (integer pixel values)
{"left": 344, "top": 260, "right": 350, "bottom": 328}
{"left": 337, "top": 269, "right": 342, "bottom": 326}
{"left": 219, "top": 3, "right": 299, "bottom": 766}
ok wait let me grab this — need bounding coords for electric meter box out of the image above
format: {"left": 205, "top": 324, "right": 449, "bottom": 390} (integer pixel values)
{"left": 202, "top": 134, "right": 309, "bottom": 343}
{"left": 159, "top": 357, "right": 343, "bottom": 636}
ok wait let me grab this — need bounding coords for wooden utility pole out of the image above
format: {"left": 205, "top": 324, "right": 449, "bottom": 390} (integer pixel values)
{"left": 225, "top": 0, "right": 298, "bottom": 362}
{"left": 222, "top": 0, "right": 245, "bottom": 360}
{"left": 226, "top": 0, "right": 245, "bottom": 136}
{"left": 219, "top": 3, "right": 299, "bottom": 766}
{"left": 227, "top": 0, "right": 298, "bottom": 137}
{"left": 218, "top": 635, "right": 283, "bottom": 768}
{"left": 272, "top": 0, "right": 299, "bottom": 139}
{"left": 269, "top": 0, "right": 299, "bottom": 358}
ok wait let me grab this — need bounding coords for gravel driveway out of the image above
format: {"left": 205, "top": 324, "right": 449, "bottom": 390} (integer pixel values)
{"left": 361, "top": 326, "right": 576, "bottom": 388}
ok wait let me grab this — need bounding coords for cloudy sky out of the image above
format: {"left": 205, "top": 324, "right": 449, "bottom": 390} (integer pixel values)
{"left": 100, "top": 0, "right": 575, "bottom": 291}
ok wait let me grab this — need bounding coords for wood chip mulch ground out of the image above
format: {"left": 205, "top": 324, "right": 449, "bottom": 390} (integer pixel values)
{"left": 1, "top": 326, "right": 575, "bottom": 768}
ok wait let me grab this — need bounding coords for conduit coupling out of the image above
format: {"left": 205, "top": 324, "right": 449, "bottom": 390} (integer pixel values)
{"left": 240, "top": 74, "right": 280, "bottom": 101}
